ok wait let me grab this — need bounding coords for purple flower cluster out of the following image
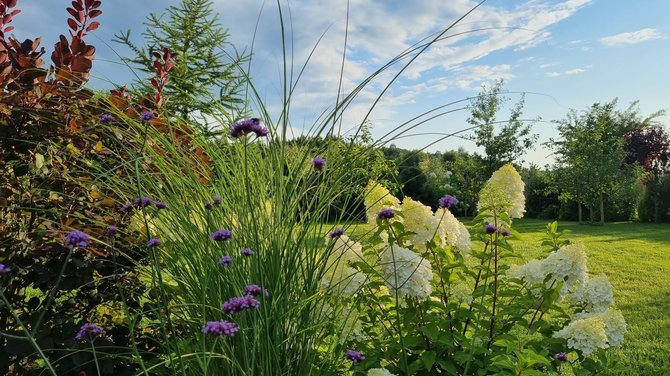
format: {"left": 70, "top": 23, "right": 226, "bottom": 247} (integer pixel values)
{"left": 228, "top": 118, "right": 268, "bottom": 138}
{"left": 329, "top": 228, "right": 345, "bottom": 239}
{"left": 213, "top": 195, "right": 221, "bottom": 205}
{"left": 218, "top": 255, "right": 233, "bottom": 267}
{"left": 554, "top": 352, "right": 568, "bottom": 362}
{"left": 99, "top": 113, "right": 114, "bottom": 123}
{"left": 344, "top": 349, "right": 365, "bottom": 364}
{"left": 201, "top": 320, "right": 239, "bottom": 337}
{"left": 484, "top": 224, "right": 498, "bottom": 234}
{"left": 140, "top": 110, "right": 154, "bottom": 122}
{"left": 243, "top": 284, "right": 269, "bottom": 297}
{"left": 377, "top": 208, "right": 395, "bottom": 220}
{"left": 0, "top": 263, "right": 11, "bottom": 277}
{"left": 438, "top": 194, "right": 459, "bottom": 209}
{"left": 154, "top": 201, "right": 168, "bottom": 209}
{"left": 105, "top": 225, "right": 119, "bottom": 237}
{"left": 147, "top": 237, "right": 162, "bottom": 248}
{"left": 204, "top": 201, "right": 213, "bottom": 210}
{"left": 211, "top": 229, "right": 233, "bottom": 242}
{"left": 65, "top": 230, "right": 91, "bottom": 250}
{"left": 241, "top": 248, "right": 254, "bottom": 257}
{"left": 312, "top": 157, "right": 326, "bottom": 171}
{"left": 75, "top": 323, "right": 105, "bottom": 341}
{"left": 121, "top": 197, "right": 167, "bottom": 213}
{"left": 499, "top": 228, "right": 512, "bottom": 237}
{"left": 133, "top": 196, "right": 153, "bottom": 208}
{"left": 221, "top": 295, "right": 260, "bottom": 314}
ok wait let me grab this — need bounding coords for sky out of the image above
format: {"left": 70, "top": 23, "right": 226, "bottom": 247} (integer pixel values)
{"left": 9, "top": 0, "right": 670, "bottom": 165}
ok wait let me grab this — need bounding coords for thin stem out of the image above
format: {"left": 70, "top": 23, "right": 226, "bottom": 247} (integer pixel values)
{"left": 91, "top": 340, "right": 102, "bottom": 376}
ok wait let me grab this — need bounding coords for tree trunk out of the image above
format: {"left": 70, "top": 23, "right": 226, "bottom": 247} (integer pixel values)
{"left": 599, "top": 194, "right": 605, "bottom": 224}
{"left": 589, "top": 205, "right": 594, "bottom": 223}
{"left": 653, "top": 192, "right": 660, "bottom": 224}
{"left": 578, "top": 202, "right": 582, "bottom": 223}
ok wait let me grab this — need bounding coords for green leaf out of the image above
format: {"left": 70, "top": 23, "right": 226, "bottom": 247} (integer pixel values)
{"left": 421, "top": 323, "right": 440, "bottom": 341}
{"left": 421, "top": 350, "right": 437, "bottom": 370}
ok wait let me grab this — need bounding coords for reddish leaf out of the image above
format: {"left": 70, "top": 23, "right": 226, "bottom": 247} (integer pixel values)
{"left": 71, "top": 1, "right": 82, "bottom": 11}
{"left": 9, "top": 9, "right": 20, "bottom": 17}
{"left": 84, "top": 0, "right": 93, "bottom": 8}
{"left": 88, "top": 9, "right": 102, "bottom": 18}
{"left": 91, "top": 0, "right": 101, "bottom": 8}
{"left": 151, "top": 51, "right": 160, "bottom": 59}
{"left": 67, "top": 18, "right": 78, "bottom": 31}
{"left": 7, "top": 0, "right": 17, "bottom": 8}
{"left": 66, "top": 7, "right": 78, "bottom": 20}
{"left": 4, "top": 26, "right": 12, "bottom": 32}
{"left": 85, "top": 21, "right": 99, "bottom": 32}
{"left": 150, "top": 77, "right": 158, "bottom": 88}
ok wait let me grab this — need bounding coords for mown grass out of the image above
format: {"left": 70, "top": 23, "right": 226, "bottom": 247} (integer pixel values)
{"left": 344, "top": 218, "right": 669, "bottom": 375}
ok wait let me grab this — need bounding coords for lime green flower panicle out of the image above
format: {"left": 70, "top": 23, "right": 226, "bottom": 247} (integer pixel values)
{"left": 477, "top": 163, "right": 526, "bottom": 219}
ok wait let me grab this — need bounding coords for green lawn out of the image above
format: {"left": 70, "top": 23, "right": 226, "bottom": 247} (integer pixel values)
{"left": 346, "top": 218, "right": 670, "bottom": 375}
{"left": 508, "top": 219, "right": 670, "bottom": 375}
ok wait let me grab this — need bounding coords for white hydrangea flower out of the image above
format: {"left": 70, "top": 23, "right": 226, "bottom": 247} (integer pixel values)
{"left": 320, "top": 264, "right": 366, "bottom": 297}
{"left": 600, "top": 308, "right": 627, "bottom": 347}
{"left": 402, "top": 197, "right": 438, "bottom": 250}
{"left": 554, "top": 315, "right": 609, "bottom": 355}
{"left": 558, "top": 308, "right": 627, "bottom": 354}
{"left": 507, "top": 259, "right": 545, "bottom": 287}
{"left": 477, "top": 163, "right": 525, "bottom": 219}
{"left": 368, "top": 368, "right": 396, "bottom": 376}
{"left": 435, "top": 208, "right": 471, "bottom": 256}
{"left": 327, "top": 234, "right": 364, "bottom": 265}
{"left": 542, "top": 243, "right": 588, "bottom": 295}
{"left": 570, "top": 275, "right": 615, "bottom": 313}
{"left": 380, "top": 245, "right": 433, "bottom": 300}
{"left": 364, "top": 180, "right": 401, "bottom": 225}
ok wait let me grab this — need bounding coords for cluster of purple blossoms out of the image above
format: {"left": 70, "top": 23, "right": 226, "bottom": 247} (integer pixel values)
{"left": 554, "top": 352, "right": 568, "bottom": 362}
{"left": 205, "top": 195, "right": 222, "bottom": 211}
{"left": 345, "top": 349, "right": 365, "bottom": 364}
{"left": 140, "top": 110, "right": 154, "bottom": 122}
{"left": 99, "top": 113, "right": 114, "bottom": 123}
{"left": 121, "top": 197, "right": 167, "bottom": 213}
{"left": 221, "top": 295, "right": 260, "bottom": 314}
{"left": 438, "top": 194, "right": 459, "bottom": 209}
{"left": 0, "top": 263, "right": 11, "bottom": 277}
{"left": 228, "top": 118, "right": 268, "bottom": 138}
{"left": 377, "top": 208, "right": 395, "bottom": 220}
{"left": 65, "top": 230, "right": 91, "bottom": 250}
{"left": 499, "top": 228, "right": 512, "bottom": 237}
{"left": 105, "top": 225, "right": 119, "bottom": 237}
{"left": 484, "top": 224, "right": 498, "bottom": 234}
{"left": 243, "top": 284, "right": 269, "bottom": 297}
{"left": 154, "top": 201, "right": 168, "bottom": 209}
{"left": 202, "top": 320, "right": 239, "bottom": 337}
{"left": 204, "top": 201, "right": 213, "bottom": 210}
{"left": 241, "top": 248, "right": 254, "bottom": 257}
{"left": 213, "top": 195, "right": 221, "bottom": 205}
{"left": 211, "top": 229, "right": 233, "bottom": 242}
{"left": 134, "top": 197, "right": 153, "bottom": 208}
{"left": 75, "top": 323, "right": 105, "bottom": 341}
{"left": 218, "top": 255, "right": 233, "bottom": 267}
{"left": 147, "top": 237, "right": 162, "bottom": 248}
{"left": 329, "top": 228, "right": 345, "bottom": 239}
{"left": 312, "top": 157, "right": 326, "bottom": 171}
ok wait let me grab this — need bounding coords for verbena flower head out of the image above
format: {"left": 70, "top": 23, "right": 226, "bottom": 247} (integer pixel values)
{"left": 65, "top": 230, "right": 91, "bottom": 250}
{"left": 204, "top": 201, "right": 213, "bottom": 210}
{"left": 380, "top": 246, "right": 433, "bottom": 300}
{"left": 438, "top": 194, "right": 459, "bottom": 208}
{"left": 0, "top": 263, "right": 11, "bottom": 277}
{"left": 105, "top": 225, "right": 119, "bottom": 237}
{"left": 499, "top": 228, "right": 512, "bottom": 237}
{"left": 364, "top": 181, "right": 401, "bottom": 225}
{"left": 146, "top": 237, "right": 162, "bottom": 248}
{"left": 218, "top": 255, "right": 233, "bottom": 267}
{"left": 329, "top": 228, "right": 345, "bottom": 239}
{"left": 133, "top": 196, "right": 153, "bottom": 208}
{"left": 154, "top": 201, "right": 167, "bottom": 209}
{"left": 241, "top": 248, "right": 254, "bottom": 257}
{"left": 377, "top": 208, "right": 395, "bottom": 220}
{"left": 243, "top": 284, "right": 269, "bottom": 297}
{"left": 75, "top": 323, "right": 105, "bottom": 341}
{"left": 201, "top": 320, "right": 239, "bottom": 337}
{"left": 477, "top": 163, "right": 525, "bottom": 219}
{"left": 344, "top": 349, "right": 365, "bottom": 364}
{"left": 368, "top": 368, "right": 396, "bottom": 376}
{"left": 484, "top": 224, "right": 498, "bottom": 234}
{"left": 570, "top": 275, "right": 614, "bottom": 313}
{"left": 228, "top": 118, "right": 268, "bottom": 138}
{"left": 211, "top": 229, "right": 233, "bottom": 241}
{"left": 221, "top": 295, "right": 261, "bottom": 314}
{"left": 140, "top": 110, "right": 154, "bottom": 122}
{"left": 312, "top": 157, "right": 326, "bottom": 171}
{"left": 99, "top": 113, "right": 114, "bottom": 123}
{"left": 213, "top": 195, "right": 221, "bottom": 205}
{"left": 554, "top": 352, "right": 568, "bottom": 362}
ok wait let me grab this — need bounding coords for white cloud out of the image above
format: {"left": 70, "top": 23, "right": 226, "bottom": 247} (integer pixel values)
{"left": 545, "top": 65, "right": 591, "bottom": 77}
{"left": 600, "top": 28, "right": 664, "bottom": 46}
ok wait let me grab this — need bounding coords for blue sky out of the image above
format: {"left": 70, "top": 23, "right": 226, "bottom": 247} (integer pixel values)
{"left": 10, "top": 0, "right": 670, "bottom": 165}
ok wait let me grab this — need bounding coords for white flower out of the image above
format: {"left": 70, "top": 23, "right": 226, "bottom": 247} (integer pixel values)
{"left": 364, "top": 181, "right": 401, "bottom": 225}
{"left": 542, "top": 243, "right": 588, "bottom": 295}
{"left": 600, "top": 308, "right": 627, "bottom": 347}
{"left": 570, "top": 275, "right": 615, "bottom": 313}
{"left": 320, "top": 264, "right": 366, "bottom": 297}
{"left": 507, "top": 259, "right": 545, "bottom": 287}
{"left": 554, "top": 314, "right": 609, "bottom": 355}
{"left": 327, "top": 234, "right": 364, "bottom": 265}
{"left": 379, "top": 245, "right": 433, "bottom": 300}
{"left": 402, "top": 197, "right": 438, "bottom": 250}
{"left": 477, "top": 163, "right": 525, "bottom": 219}
{"left": 368, "top": 368, "right": 396, "bottom": 376}
{"left": 435, "top": 208, "right": 471, "bottom": 256}
{"left": 448, "top": 282, "right": 472, "bottom": 304}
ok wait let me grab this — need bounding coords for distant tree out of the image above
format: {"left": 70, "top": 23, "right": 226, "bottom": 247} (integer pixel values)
{"left": 467, "top": 79, "right": 537, "bottom": 176}
{"left": 624, "top": 124, "right": 670, "bottom": 222}
{"left": 549, "top": 100, "right": 659, "bottom": 224}
{"left": 445, "top": 149, "right": 487, "bottom": 217}
{"left": 114, "top": 0, "right": 247, "bottom": 121}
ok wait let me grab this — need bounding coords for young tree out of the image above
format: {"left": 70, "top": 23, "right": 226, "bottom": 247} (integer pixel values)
{"left": 467, "top": 79, "right": 538, "bottom": 176}
{"left": 114, "top": 0, "right": 247, "bottom": 121}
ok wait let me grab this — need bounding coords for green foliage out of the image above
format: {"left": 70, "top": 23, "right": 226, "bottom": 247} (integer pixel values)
{"left": 637, "top": 174, "right": 670, "bottom": 222}
{"left": 114, "top": 0, "right": 248, "bottom": 120}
